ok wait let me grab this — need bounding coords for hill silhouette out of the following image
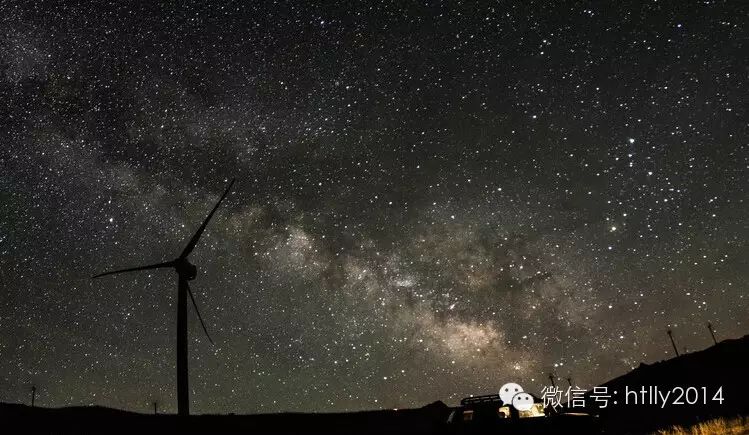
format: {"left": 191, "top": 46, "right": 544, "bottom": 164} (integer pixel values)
{"left": 585, "top": 334, "right": 749, "bottom": 433}
{"left": 0, "top": 400, "right": 451, "bottom": 434}
{"left": 2, "top": 335, "right": 747, "bottom": 434}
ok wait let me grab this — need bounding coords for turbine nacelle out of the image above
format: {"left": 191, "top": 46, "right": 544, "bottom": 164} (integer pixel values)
{"left": 175, "top": 258, "right": 197, "bottom": 281}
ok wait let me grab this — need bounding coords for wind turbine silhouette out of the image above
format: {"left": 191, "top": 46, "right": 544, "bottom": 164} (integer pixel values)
{"left": 93, "top": 179, "right": 235, "bottom": 416}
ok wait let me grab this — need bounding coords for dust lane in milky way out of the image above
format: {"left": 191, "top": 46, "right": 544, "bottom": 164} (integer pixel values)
{"left": 1, "top": 1, "right": 746, "bottom": 414}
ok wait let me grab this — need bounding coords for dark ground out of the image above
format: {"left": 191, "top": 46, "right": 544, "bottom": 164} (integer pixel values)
{"left": 2, "top": 335, "right": 748, "bottom": 434}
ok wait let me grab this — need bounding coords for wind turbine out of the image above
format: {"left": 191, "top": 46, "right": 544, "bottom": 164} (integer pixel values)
{"left": 93, "top": 179, "right": 235, "bottom": 416}
{"left": 707, "top": 322, "right": 718, "bottom": 345}
{"left": 667, "top": 329, "right": 680, "bottom": 357}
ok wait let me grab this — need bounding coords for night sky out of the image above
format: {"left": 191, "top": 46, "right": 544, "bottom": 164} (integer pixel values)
{"left": 1, "top": 1, "right": 747, "bottom": 415}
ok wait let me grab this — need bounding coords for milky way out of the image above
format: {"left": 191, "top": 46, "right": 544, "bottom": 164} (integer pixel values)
{"left": 1, "top": 1, "right": 746, "bottom": 414}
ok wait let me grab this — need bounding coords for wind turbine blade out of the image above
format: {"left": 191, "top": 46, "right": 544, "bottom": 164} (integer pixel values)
{"left": 92, "top": 261, "right": 174, "bottom": 278}
{"left": 186, "top": 282, "right": 214, "bottom": 345}
{"left": 179, "top": 179, "right": 235, "bottom": 259}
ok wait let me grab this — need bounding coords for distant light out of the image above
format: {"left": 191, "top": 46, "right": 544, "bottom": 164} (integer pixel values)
{"left": 628, "top": 138, "right": 635, "bottom": 144}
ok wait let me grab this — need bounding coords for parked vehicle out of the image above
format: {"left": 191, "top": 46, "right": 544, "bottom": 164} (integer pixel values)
{"left": 445, "top": 393, "right": 598, "bottom": 434}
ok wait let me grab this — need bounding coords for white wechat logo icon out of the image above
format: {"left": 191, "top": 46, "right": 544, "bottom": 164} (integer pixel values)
{"left": 499, "top": 382, "right": 534, "bottom": 411}
{"left": 499, "top": 382, "right": 524, "bottom": 405}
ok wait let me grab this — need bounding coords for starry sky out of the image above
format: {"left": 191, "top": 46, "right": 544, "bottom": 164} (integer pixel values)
{"left": 1, "top": 0, "right": 747, "bottom": 415}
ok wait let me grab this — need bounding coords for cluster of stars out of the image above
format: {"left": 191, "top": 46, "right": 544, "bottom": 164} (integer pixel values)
{"left": 1, "top": 0, "right": 746, "bottom": 415}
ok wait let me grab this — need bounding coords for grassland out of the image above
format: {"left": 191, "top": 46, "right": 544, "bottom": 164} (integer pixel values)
{"left": 656, "top": 416, "right": 749, "bottom": 435}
